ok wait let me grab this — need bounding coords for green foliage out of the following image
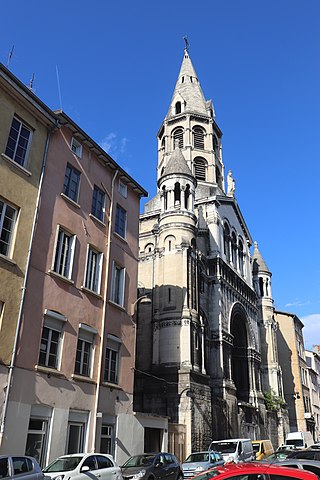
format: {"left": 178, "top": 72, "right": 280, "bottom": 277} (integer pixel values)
{"left": 263, "top": 390, "right": 286, "bottom": 412}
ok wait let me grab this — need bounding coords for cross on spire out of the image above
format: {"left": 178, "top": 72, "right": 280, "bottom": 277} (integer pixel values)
{"left": 183, "top": 35, "right": 190, "bottom": 52}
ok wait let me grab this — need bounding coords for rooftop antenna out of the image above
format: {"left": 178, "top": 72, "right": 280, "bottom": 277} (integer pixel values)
{"left": 29, "top": 73, "right": 35, "bottom": 90}
{"left": 6, "top": 45, "right": 14, "bottom": 68}
{"left": 183, "top": 35, "right": 190, "bottom": 52}
{"left": 56, "top": 64, "right": 63, "bottom": 110}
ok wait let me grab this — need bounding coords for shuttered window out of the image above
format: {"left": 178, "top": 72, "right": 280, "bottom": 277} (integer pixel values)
{"left": 173, "top": 128, "right": 184, "bottom": 148}
{"left": 194, "top": 159, "right": 206, "bottom": 181}
{"left": 193, "top": 127, "right": 205, "bottom": 149}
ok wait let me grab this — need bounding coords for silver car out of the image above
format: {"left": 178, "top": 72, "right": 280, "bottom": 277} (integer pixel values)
{"left": 43, "top": 453, "right": 122, "bottom": 480}
{"left": 0, "top": 455, "right": 43, "bottom": 480}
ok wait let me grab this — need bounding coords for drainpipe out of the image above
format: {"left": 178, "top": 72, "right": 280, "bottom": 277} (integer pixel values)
{"left": 0, "top": 129, "right": 55, "bottom": 445}
{"left": 91, "top": 169, "right": 118, "bottom": 452}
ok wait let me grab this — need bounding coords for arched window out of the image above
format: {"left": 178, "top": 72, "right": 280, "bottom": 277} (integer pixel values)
{"left": 194, "top": 157, "right": 207, "bottom": 181}
{"left": 162, "top": 186, "right": 168, "bottom": 210}
{"left": 164, "top": 235, "right": 176, "bottom": 252}
{"left": 231, "top": 232, "right": 237, "bottom": 266}
{"left": 173, "top": 128, "right": 184, "bottom": 149}
{"left": 185, "top": 184, "right": 190, "bottom": 209}
{"left": 145, "top": 243, "right": 154, "bottom": 253}
{"left": 175, "top": 101, "right": 181, "bottom": 114}
{"left": 215, "top": 166, "right": 222, "bottom": 189}
{"left": 224, "top": 223, "right": 230, "bottom": 262}
{"left": 193, "top": 127, "right": 205, "bottom": 149}
{"left": 161, "top": 137, "right": 165, "bottom": 149}
{"left": 238, "top": 240, "right": 244, "bottom": 275}
{"left": 174, "top": 182, "right": 181, "bottom": 208}
{"left": 213, "top": 135, "right": 218, "bottom": 152}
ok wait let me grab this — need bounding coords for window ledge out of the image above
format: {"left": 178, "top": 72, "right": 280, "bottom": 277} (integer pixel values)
{"left": 102, "top": 381, "right": 123, "bottom": 390}
{"left": 0, "top": 254, "right": 16, "bottom": 266}
{"left": 113, "top": 232, "right": 127, "bottom": 243}
{"left": 1, "top": 153, "right": 32, "bottom": 177}
{"left": 89, "top": 213, "right": 106, "bottom": 227}
{"left": 72, "top": 374, "right": 96, "bottom": 384}
{"left": 48, "top": 269, "right": 74, "bottom": 285}
{"left": 35, "top": 365, "right": 65, "bottom": 377}
{"left": 60, "top": 192, "right": 81, "bottom": 209}
{"left": 81, "top": 285, "right": 103, "bottom": 300}
{"left": 108, "top": 300, "right": 126, "bottom": 312}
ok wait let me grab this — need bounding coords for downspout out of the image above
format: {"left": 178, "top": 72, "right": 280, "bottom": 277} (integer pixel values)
{"left": 91, "top": 169, "right": 118, "bottom": 452}
{"left": 0, "top": 128, "right": 55, "bottom": 444}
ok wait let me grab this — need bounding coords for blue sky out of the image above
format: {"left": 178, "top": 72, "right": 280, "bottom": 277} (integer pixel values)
{"left": 2, "top": 0, "right": 319, "bottom": 348}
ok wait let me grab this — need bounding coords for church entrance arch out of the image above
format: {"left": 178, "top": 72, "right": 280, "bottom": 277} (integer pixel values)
{"left": 230, "top": 304, "right": 250, "bottom": 402}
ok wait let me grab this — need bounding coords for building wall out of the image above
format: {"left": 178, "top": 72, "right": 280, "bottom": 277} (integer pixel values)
{"left": 276, "top": 311, "right": 309, "bottom": 433}
{"left": 0, "top": 69, "right": 56, "bottom": 365}
{"left": 0, "top": 98, "right": 146, "bottom": 464}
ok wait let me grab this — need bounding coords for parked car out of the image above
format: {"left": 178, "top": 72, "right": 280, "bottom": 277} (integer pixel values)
{"left": 0, "top": 455, "right": 43, "bottom": 480}
{"left": 121, "top": 453, "right": 182, "bottom": 480}
{"left": 43, "top": 453, "right": 122, "bottom": 480}
{"left": 260, "top": 449, "right": 296, "bottom": 462}
{"left": 190, "top": 461, "right": 318, "bottom": 479}
{"left": 182, "top": 451, "right": 224, "bottom": 477}
{"left": 252, "top": 440, "right": 274, "bottom": 460}
{"left": 275, "top": 459, "right": 320, "bottom": 478}
{"left": 209, "top": 439, "right": 254, "bottom": 463}
{"left": 287, "top": 449, "right": 320, "bottom": 461}
{"left": 285, "top": 431, "right": 314, "bottom": 449}
{"left": 276, "top": 444, "right": 297, "bottom": 451}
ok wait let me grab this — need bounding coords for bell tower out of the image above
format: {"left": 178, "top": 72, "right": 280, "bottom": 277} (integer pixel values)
{"left": 157, "top": 47, "right": 225, "bottom": 198}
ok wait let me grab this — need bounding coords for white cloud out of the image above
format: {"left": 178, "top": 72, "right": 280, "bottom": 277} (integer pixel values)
{"left": 99, "top": 133, "right": 128, "bottom": 160}
{"left": 301, "top": 313, "right": 320, "bottom": 350}
{"left": 285, "top": 299, "right": 311, "bottom": 307}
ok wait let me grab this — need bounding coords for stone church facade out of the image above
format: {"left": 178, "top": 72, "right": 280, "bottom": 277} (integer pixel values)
{"left": 134, "top": 48, "right": 285, "bottom": 457}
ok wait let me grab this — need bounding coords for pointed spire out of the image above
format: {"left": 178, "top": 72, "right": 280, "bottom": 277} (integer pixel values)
{"left": 166, "top": 47, "right": 208, "bottom": 118}
{"left": 159, "top": 144, "right": 193, "bottom": 179}
{"left": 252, "top": 241, "right": 271, "bottom": 275}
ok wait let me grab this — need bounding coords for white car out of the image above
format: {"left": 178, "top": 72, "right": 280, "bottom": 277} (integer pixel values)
{"left": 43, "top": 453, "right": 123, "bottom": 480}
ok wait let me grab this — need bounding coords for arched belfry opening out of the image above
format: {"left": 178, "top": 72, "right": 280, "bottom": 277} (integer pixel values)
{"left": 230, "top": 304, "right": 250, "bottom": 402}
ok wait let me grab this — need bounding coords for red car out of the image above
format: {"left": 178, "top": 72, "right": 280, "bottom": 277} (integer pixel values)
{"left": 193, "top": 461, "right": 318, "bottom": 479}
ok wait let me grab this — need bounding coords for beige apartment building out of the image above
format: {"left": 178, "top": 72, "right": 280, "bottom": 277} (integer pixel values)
{"left": 305, "top": 347, "right": 320, "bottom": 441}
{"left": 0, "top": 65, "right": 150, "bottom": 465}
{"left": 276, "top": 311, "right": 314, "bottom": 437}
{"left": 0, "top": 63, "right": 58, "bottom": 444}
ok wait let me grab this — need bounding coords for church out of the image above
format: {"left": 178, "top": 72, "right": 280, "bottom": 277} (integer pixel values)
{"left": 134, "top": 46, "right": 285, "bottom": 457}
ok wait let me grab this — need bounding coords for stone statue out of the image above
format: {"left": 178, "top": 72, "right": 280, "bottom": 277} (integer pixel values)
{"left": 227, "top": 170, "right": 235, "bottom": 196}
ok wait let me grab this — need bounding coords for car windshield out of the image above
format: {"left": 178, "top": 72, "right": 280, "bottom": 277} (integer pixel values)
{"left": 184, "top": 453, "right": 209, "bottom": 463}
{"left": 264, "top": 451, "right": 291, "bottom": 460}
{"left": 122, "top": 455, "right": 155, "bottom": 467}
{"left": 212, "top": 442, "right": 237, "bottom": 454}
{"left": 43, "top": 457, "right": 83, "bottom": 472}
{"left": 286, "top": 439, "right": 303, "bottom": 447}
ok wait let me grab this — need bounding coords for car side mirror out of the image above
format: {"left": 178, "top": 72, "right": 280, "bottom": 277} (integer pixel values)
{"left": 155, "top": 462, "right": 162, "bottom": 468}
{"left": 81, "top": 466, "right": 90, "bottom": 472}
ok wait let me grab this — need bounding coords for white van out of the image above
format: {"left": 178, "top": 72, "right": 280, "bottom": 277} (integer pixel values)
{"left": 209, "top": 438, "right": 255, "bottom": 463}
{"left": 285, "top": 431, "right": 314, "bottom": 449}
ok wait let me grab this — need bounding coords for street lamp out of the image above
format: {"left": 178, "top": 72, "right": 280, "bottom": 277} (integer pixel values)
{"left": 129, "top": 295, "right": 152, "bottom": 318}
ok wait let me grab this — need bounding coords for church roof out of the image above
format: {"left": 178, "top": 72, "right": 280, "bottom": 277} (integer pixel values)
{"left": 166, "top": 49, "right": 208, "bottom": 118}
{"left": 252, "top": 241, "right": 271, "bottom": 274}
{"left": 160, "top": 147, "right": 193, "bottom": 178}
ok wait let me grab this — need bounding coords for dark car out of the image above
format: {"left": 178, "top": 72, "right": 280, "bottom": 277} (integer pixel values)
{"left": 277, "top": 459, "right": 320, "bottom": 478}
{"left": 260, "top": 449, "right": 297, "bottom": 462}
{"left": 0, "top": 455, "right": 43, "bottom": 480}
{"left": 121, "top": 453, "right": 182, "bottom": 480}
{"left": 287, "top": 449, "right": 320, "bottom": 461}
